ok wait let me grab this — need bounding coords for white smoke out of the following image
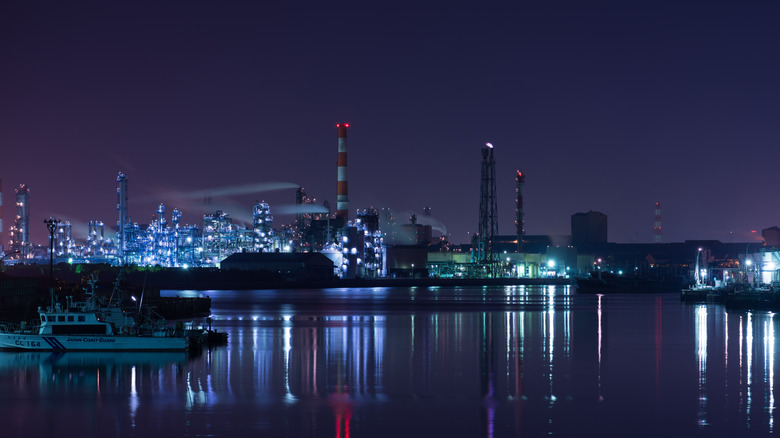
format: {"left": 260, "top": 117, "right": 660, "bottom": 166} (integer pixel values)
{"left": 137, "top": 182, "right": 298, "bottom": 202}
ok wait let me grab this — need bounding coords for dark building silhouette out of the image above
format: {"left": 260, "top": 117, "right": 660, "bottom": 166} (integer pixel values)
{"left": 221, "top": 252, "right": 334, "bottom": 281}
{"left": 763, "top": 226, "right": 780, "bottom": 247}
{"left": 571, "top": 211, "right": 607, "bottom": 246}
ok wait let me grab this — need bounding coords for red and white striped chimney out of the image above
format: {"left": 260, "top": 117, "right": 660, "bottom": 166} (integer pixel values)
{"left": 336, "top": 123, "right": 349, "bottom": 222}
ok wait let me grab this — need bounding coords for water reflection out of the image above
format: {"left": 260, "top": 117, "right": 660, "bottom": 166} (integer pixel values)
{"left": 691, "top": 305, "right": 777, "bottom": 434}
{"left": 0, "top": 287, "right": 777, "bottom": 436}
{"left": 188, "top": 286, "right": 579, "bottom": 436}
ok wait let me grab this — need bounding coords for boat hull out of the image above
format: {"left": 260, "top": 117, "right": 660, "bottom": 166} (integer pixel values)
{"left": 0, "top": 333, "right": 187, "bottom": 351}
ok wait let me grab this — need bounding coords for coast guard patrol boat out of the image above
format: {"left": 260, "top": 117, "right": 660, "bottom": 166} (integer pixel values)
{"left": 0, "top": 287, "right": 188, "bottom": 352}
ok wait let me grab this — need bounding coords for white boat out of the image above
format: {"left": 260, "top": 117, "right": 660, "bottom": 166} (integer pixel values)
{"left": 0, "top": 291, "right": 188, "bottom": 352}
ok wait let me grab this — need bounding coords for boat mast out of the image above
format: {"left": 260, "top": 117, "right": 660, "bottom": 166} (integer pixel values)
{"left": 695, "top": 247, "right": 702, "bottom": 287}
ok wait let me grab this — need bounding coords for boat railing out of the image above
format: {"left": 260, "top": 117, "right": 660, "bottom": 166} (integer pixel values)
{"left": 0, "top": 320, "right": 38, "bottom": 334}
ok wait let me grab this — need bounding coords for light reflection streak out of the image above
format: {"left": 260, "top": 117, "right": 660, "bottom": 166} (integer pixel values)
{"left": 283, "top": 317, "right": 296, "bottom": 403}
{"left": 130, "top": 365, "right": 138, "bottom": 427}
{"left": 655, "top": 297, "right": 662, "bottom": 394}
{"left": 374, "top": 316, "right": 385, "bottom": 394}
{"left": 547, "top": 287, "right": 555, "bottom": 405}
{"left": 695, "top": 304, "right": 708, "bottom": 427}
{"left": 768, "top": 313, "right": 775, "bottom": 432}
{"left": 739, "top": 315, "right": 743, "bottom": 381}
{"left": 481, "top": 311, "right": 496, "bottom": 438}
{"left": 747, "top": 312, "right": 753, "bottom": 423}
{"left": 505, "top": 312, "right": 511, "bottom": 377}
{"left": 597, "top": 294, "right": 603, "bottom": 401}
{"left": 724, "top": 312, "right": 728, "bottom": 387}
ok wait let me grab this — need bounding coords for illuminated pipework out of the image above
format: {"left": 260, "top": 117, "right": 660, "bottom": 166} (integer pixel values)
{"left": 9, "top": 184, "right": 30, "bottom": 259}
{"left": 253, "top": 201, "right": 274, "bottom": 251}
{"left": 294, "top": 187, "right": 319, "bottom": 252}
{"left": 87, "top": 220, "right": 107, "bottom": 256}
{"left": 356, "top": 208, "right": 385, "bottom": 278}
{"left": 202, "top": 210, "right": 236, "bottom": 265}
{"left": 120, "top": 204, "right": 201, "bottom": 267}
{"left": 55, "top": 221, "right": 72, "bottom": 256}
{"left": 3, "top": 168, "right": 390, "bottom": 270}
{"left": 336, "top": 123, "right": 349, "bottom": 222}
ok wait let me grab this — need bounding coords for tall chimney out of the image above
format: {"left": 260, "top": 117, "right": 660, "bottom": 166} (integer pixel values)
{"left": 515, "top": 170, "right": 525, "bottom": 252}
{"left": 117, "top": 172, "right": 129, "bottom": 260}
{"left": 336, "top": 123, "right": 349, "bottom": 222}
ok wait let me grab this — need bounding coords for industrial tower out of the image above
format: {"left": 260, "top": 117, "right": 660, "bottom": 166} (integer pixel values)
{"left": 9, "top": 184, "right": 30, "bottom": 259}
{"left": 336, "top": 123, "right": 349, "bottom": 223}
{"left": 117, "top": 172, "right": 129, "bottom": 261}
{"left": 653, "top": 202, "right": 662, "bottom": 242}
{"left": 476, "top": 143, "right": 497, "bottom": 263}
{"left": 515, "top": 170, "right": 525, "bottom": 253}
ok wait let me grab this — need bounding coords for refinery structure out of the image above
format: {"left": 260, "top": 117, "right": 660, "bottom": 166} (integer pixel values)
{"left": 2, "top": 125, "right": 392, "bottom": 279}
{"left": 0, "top": 122, "right": 554, "bottom": 281}
{"left": 3, "top": 124, "right": 778, "bottom": 284}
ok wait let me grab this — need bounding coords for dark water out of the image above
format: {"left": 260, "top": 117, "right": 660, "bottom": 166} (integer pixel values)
{"left": 0, "top": 286, "right": 776, "bottom": 437}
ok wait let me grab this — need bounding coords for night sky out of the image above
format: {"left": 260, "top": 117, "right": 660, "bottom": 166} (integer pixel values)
{"left": 3, "top": 2, "right": 779, "bottom": 246}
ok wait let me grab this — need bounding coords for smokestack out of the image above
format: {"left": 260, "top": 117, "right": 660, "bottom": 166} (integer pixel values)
{"left": 336, "top": 123, "right": 349, "bottom": 222}
{"left": 515, "top": 170, "right": 525, "bottom": 252}
{"left": 117, "top": 172, "right": 129, "bottom": 259}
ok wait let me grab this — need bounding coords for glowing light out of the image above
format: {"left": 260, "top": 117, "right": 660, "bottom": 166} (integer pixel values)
{"left": 485, "top": 142, "right": 493, "bottom": 148}
{"left": 547, "top": 259, "right": 555, "bottom": 268}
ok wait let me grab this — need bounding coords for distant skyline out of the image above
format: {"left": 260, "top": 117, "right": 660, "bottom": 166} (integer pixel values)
{"left": 2, "top": 2, "right": 779, "bottom": 246}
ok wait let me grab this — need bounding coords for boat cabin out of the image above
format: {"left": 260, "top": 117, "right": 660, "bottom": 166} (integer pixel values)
{"left": 39, "top": 310, "right": 113, "bottom": 335}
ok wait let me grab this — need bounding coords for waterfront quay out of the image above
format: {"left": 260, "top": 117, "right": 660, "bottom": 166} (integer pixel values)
{"left": 0, "top": 263, "right": 570, "bottom": 322}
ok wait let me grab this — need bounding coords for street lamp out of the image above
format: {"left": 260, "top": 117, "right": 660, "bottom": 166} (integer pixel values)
{"left": 44, "top": 218, "right": 61, "bottom": 309}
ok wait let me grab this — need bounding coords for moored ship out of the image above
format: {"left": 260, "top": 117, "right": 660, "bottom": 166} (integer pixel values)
{"left": 0, "top": 293, "right": 188, "bottom": 352}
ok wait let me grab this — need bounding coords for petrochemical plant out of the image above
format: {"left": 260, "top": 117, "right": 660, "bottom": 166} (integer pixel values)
{"left": 2, "top": 124, "right": 404, "bottom": 279}
{"left": 2, "top": 123, "right": 779, "bottom": 285}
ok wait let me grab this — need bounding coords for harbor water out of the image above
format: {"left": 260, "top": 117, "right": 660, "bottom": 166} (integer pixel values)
{"left": 0, "top": 285, "right": 776, "bottom": 437}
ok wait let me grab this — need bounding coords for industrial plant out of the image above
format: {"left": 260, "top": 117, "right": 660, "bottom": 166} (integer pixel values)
{"left": 1, "top": 124, "right": 779, "bottom": 286}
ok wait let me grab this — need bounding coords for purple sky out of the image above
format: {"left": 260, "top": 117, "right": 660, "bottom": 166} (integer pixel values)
{"left": 2, "top": 2, "right": 779, "bottom": 246}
